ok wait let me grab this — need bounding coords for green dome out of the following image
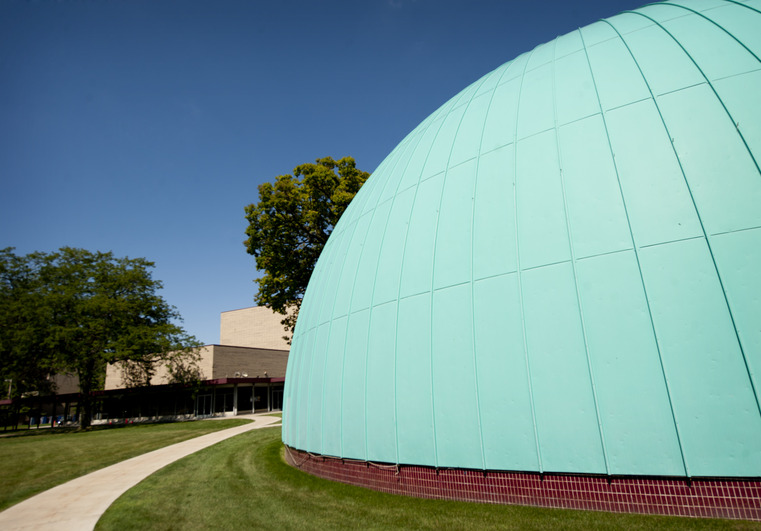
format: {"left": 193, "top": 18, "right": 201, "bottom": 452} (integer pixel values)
{"left": 282, "top": 0, "right": 761, "bottom": 477}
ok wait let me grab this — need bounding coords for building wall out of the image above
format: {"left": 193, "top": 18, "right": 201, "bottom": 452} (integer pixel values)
{"left": 104, "top": 345, "right": 288, "bottom": 390}
{"left": 49, "top": 373, "right": 80, "bottom": 395}
{"left": 220, "top": 306, "right": 291, "bottom": 350}
{"left": 210, "top": 345, "right": 288, "bottom": 379}
{"left": 104, "top": 346, "right": 214, "bottom": 390}
{"left": 103, "top": 306, "right": 291, "bottom": 390}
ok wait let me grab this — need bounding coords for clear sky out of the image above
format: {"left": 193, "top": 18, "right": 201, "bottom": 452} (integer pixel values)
{"left": 1, "top": 0, "right": 642, "bottom": 345}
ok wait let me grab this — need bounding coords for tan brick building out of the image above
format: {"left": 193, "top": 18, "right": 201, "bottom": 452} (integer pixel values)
{"left": 98, "top": 306, "right": 290, "bottom": 420}
{"left": 220, "top": 306, "right": 291, "bottom": 350}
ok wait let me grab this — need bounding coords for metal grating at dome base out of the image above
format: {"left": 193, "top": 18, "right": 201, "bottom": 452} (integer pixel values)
{"left": 282, "top": 0, "right": 761, "bottom": 479}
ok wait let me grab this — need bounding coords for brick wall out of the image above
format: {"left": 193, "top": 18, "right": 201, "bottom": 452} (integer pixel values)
{"left": 219, "top": 306, "right": 291, "bottom": 350}
{"left": 284, "top": 447, "right": 761, "bottom": 521}
{"left": 104, "top": 346, "right": 213, "bottom": 390}
{"left": 210, "top": 345, "right": 288, "bottom": 379}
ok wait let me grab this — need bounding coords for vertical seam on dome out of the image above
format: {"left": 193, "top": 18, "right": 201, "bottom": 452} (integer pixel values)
{"left": 298, "top": 254, "right": 325, "bottom": 448}
{"left": 358, "top": 142, "right": 416, "bottom": 465}
{"left": 611, "top": 9, "right": 761, "bottom": 428}
{"left": 387, "top": 135, "right": 433, "bottom": 466}
{"left": 658, "top": 2, "right": 761, "bottom": 63}
{"left": 470, "top": 63, "right": 514, "bottom": 470}
{"left": 428, "top": 72, "right": 493, "bottom": 471}
{"left": 317, "top": 148, "right": 411, "bottom": 459}
{"left": 355, "top": 141, "right": 424, "bottom": 462}
{"left": 302, "top": 232, "right": 347, "bottom": 454}
{"left": 388, "top": 100, "right": 463, "bottom": 469}
{"left": 299, "top": 158, "right": 387, "bottom": 455}
{"left": 550, "top": 37, "right": 611, "bottom": 476}
{"left": 335, "top": 227, "right": 373, "bottom": 456}
{"left": 724, "top": 0, "right": 761, "bottom": 16}
{"left": 298, "top": 160, "right": 390, "bottom": 450}
{"left": 512, "top": 47, "right": 545, "bottom": 474}
{"left": 579, "top": 26, "right": 691, "bottom": 478}
{"left": 319, "top": 228, "right": 360, "bottom": 456}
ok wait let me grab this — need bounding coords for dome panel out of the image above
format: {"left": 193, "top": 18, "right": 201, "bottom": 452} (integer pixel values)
{"left": 473, "top": 274, "right": 538, "bottom": 471}
{"left": 658, "top": 83, "right": 761, "bottom": 234}
{"left": 522, "top": 262, "right": 606, "bottom": 474}
{"left": 714, "top": 70, "right": 761, "bottom": 160}
{"left": 365, "top": 300, "right": 397, "bottom": 463}
{"left": 331, "top": 211, "right": 372, "bottom": 319}
{"left": 399, "top": 174, "right": 444, "bottom": 299}
{"left": 321, "top": 315, "right": 346, "bottom": 456}
{"left": 395, "top": 117, "right": 441, "bottom": 192}
{"left": 516, "top": 63, "right": 553, "bottom": 139}
{"left": 553, "top": 29, "right": 585, "bottom": 58}
{"left": 604, "top": 99, "right": 702, "bottom": 247}
{"left": 712, "top": 227, "right": 761, "bottom": 406}
{"left": 553, "top": 49, "right": 599, "bottom": 125}
{"left": 515, "top": 131, "right": 569, "bottom": 270}
{"left": 472, "top": 145, "right": 516, "bottom": 280}
{"left": 449, "top": 92, "right": 490, "bottom": 167}
{"left": 420, "top": 105, "right": 466, "bottom": 181}
{"left": 707, "top": 4, "right": 761, "bottom": 57}
{"left": 372, "top": 187, "right": 415, "bottom": 306}
{"left": 432, "top": 160, "right": 475, "bottom": 290}
{"left": 652, "top": 5, "right": 760, "bottom": 80}
{"left": 349, "top": 199, "right": 392, "bottom": 311}
{"left": 432, "top": 283, "right": 482, "bottom": 469}
{"left": 557, "top": 115, "right": 632, "bottom": 259}
{"left": 480, "top": 76, "right": 520, "bottom": 152}
{"left": 340, "top": 308, "right": 369, "bottom": 458}
{"left": 638, "top": 237, "right": 761, "bottom": 476}
{"left": 584, "top": 35, "right": 651, "bottom": 111}
{"left": 576, "top": 250, "right": 684, "bottom": 476}
{"left": 622, "top": 23, "right": 703, "bottom": 95}
{"left": 396, "top": 293, "right": 435, "bottom": 466}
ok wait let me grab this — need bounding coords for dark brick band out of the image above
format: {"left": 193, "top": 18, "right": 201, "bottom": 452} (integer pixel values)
{"left": 284, "top": 446, "right": 761, "bottom": 521}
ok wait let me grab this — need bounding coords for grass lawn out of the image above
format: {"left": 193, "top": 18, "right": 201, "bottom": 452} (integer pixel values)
{"left": 0, "top": 418, "right": 250, "bottom": 511}
{"left": 97, "top": 427, "right": 757, "bottom": 530}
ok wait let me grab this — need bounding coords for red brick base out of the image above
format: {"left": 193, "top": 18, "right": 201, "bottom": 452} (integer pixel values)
{"left": 284, "top": 447, "right": 761, "bottom": 521}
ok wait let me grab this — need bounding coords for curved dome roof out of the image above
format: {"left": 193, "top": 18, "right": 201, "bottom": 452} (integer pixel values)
{"left": 282, "top": 0, "right": 761, "bottom": 477}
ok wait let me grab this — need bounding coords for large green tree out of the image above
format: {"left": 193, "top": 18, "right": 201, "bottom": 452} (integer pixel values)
{"left": 244, "top": 156, "right": 370, "bottom": 341}
{"left": 0, "top": 247, "right": 200, "bottom": 428}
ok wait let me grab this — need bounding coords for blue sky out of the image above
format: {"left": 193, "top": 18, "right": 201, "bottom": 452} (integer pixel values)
{"left": 1, "top": 0, "right": 641, "bottom": 344}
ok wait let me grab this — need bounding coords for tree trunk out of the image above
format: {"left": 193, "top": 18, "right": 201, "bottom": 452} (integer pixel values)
{"left": 78, "top": 362, "right": 94, "bottom": 429}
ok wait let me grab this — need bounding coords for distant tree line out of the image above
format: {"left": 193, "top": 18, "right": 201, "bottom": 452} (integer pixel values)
{"left": 0, "top": 247, "right": 201, "bottom": 428}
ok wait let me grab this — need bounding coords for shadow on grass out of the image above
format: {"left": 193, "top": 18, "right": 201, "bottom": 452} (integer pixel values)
{"left": 97, "top": 427, "right": 757, "bottom": 530}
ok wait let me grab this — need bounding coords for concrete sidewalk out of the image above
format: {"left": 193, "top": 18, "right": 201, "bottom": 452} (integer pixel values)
{"left": 0, "top": 414, "right": 282, "bottom": 531}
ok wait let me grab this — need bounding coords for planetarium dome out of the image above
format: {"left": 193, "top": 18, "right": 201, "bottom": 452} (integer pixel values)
{"left": 282, "top": 0, "right": 761, "bottom": 518}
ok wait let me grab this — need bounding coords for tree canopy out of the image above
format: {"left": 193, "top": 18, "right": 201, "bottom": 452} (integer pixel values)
{"left": 244, "top": 156, "right": 370, "bottom": 341}
{"left": 0, "top": 247, "right": 200, "bottom": 427}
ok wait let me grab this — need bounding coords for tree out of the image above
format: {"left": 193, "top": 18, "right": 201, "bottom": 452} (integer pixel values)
{"left": 0, "top": 247, "right": 200, "bottom": 428}
{"left": 244, "top": 156, "right": 370, "bottom": 341}
{"left": 0, "top": 249, "right": 56, "bottom": 401}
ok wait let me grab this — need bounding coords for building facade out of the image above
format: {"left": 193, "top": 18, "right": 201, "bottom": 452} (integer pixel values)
{"left": 2, "top": 306, "right": 289, "bottom": 428}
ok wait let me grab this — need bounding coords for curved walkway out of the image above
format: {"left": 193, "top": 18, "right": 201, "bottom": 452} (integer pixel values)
{"left": 0, "top": 413, "right": 282, "bottom": 531}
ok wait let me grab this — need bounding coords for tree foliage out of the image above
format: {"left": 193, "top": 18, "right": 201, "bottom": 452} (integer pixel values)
{"left": 0, "top": 249, "right": 56, "bottom": 399}
{"left": 244, "top": 156, "right": 370, "bottom": 341}
{"left": 0, "top": 247, "right": 200, "bottom": 428}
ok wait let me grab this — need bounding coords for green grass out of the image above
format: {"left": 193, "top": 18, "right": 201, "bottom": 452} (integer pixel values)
{"left": 0, "top": 418, "right": 250, "bottom": 511}
{"left": 97, "top": 427, "right": 758, "bottom": 530}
